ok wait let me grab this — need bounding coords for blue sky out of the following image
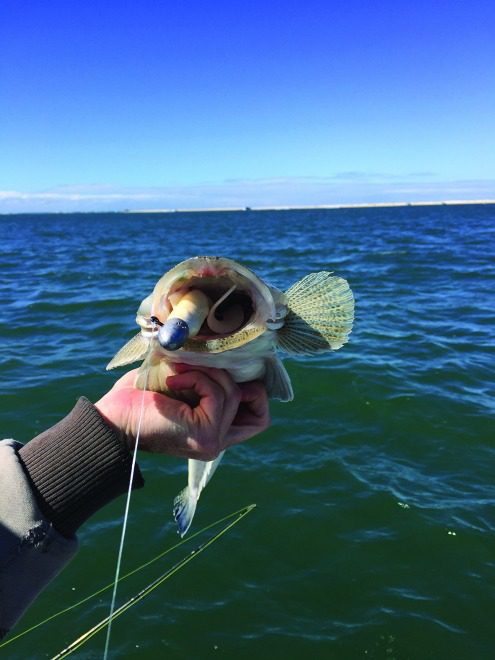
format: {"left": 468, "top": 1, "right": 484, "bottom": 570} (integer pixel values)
{"left": 1, "top": 0, "right": 494, "bottom": 212}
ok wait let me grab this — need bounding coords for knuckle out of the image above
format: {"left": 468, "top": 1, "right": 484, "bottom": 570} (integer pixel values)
{"left": 198, "top": 447, "right": 220, "bottom": 461}
{"left": 207, "top": 377, "right": 223, "bottom": 398}
{"left": 197, "top": 435, "right": 221, "bottom": 461}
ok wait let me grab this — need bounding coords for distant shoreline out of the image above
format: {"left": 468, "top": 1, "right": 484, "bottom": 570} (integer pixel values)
{"left": 126, "top": 199, "right": 495, "bottom": 213}
{"left": 1, "top": 199, "right": 494, "bottom": 216}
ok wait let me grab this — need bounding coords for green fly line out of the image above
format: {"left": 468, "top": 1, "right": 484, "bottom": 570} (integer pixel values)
{"left": 50, "top": 504, "right": 256, "bottom": 659}
{"left": 0, "top": 504, "right": 256, "bottom": 652}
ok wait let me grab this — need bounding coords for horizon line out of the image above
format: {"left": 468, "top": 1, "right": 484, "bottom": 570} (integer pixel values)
{"left": 127, "top": 199, "right": 495, "bottom": 213}
{"left": 1, "top": 198, "right": 494, "bottom": 216}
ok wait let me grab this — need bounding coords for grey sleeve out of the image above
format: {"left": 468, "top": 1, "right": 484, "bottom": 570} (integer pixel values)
{"left": 0, "top": 397, "right": 145, "bottom": 639}
{"left": 0, "top": 439, "right": 78, "bottom": 637}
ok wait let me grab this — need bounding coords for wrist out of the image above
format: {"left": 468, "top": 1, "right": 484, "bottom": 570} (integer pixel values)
{"left": 18, "top": 397, "right": 144, "bottom": 537}
{"left": 94, "top": 396, "right": 125, "bottom": 442}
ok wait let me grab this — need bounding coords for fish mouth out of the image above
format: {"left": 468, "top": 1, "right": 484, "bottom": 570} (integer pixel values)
{"left": 149, "top": 257, "right": 276, "bottom": 351}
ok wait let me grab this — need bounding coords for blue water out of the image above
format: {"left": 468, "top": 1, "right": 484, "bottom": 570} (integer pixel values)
{"left": 1, "top": 205, "right": 494, "bottom": 659}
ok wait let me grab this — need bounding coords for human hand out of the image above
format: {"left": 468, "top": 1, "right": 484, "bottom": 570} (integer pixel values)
{"left": 94, "top": 365, "right": 270, "bottom": 461}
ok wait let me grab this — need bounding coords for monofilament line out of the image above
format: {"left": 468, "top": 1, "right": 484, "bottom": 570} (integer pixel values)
{"left": 103, "top": 342, "right": 152, "bottom": 660}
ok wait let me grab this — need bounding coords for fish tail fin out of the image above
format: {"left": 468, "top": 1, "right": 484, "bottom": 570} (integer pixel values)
{"left": 172, "top": 454, "right": 225, "bottom": 537}
{"left": 277, "top": 272, "right": 354, "bottom": 355}
{"left": 173, "top": 487, "right": 197, "bottom": 538}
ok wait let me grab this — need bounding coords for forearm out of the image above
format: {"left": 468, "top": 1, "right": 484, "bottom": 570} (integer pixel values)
{"left": 0, "top": 398, "right": 144, "bottom": 638}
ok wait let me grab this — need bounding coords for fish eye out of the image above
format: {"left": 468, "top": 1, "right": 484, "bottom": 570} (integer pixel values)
{"left": 150, "top": 315, "right": 164, "bottom": 327}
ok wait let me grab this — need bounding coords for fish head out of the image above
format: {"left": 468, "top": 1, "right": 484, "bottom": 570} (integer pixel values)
{"left": 137, "top": 256, "right": 287, "bottom": 355}
{"left": 107, "top": 255, "right": 353, "bottom": 400}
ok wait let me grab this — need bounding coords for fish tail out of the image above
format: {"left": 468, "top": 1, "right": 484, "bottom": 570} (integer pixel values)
{"left": 173, "top": 487, "right": 198, "bottom": 537}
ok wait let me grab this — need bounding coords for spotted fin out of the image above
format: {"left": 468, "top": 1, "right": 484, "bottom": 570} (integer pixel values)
{"left": 277, "top": 272, "right": 354, "bottom": 354}
{"left": 106, "top": 332, "right": 150, "bottom": 370}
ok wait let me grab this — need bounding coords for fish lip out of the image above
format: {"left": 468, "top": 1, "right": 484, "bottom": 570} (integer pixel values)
{"left": 145, "top": 256, "right": 276, "bottom": 352}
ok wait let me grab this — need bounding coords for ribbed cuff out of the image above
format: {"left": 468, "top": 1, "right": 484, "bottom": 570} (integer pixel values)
{"left": 18, "top": 397, "right": 144, "bottom": 537}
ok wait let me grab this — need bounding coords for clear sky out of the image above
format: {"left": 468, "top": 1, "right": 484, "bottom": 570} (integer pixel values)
{"left": 1, "top": 0, "right": 494, "bottom": 212}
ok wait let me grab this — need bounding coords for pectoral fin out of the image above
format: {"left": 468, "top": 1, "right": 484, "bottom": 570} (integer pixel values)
{"left": 106, "top": 333, "right": 150, "bottom": 370}
{"left": 264, "top": 357, "right": 294, "bottom": 402}
{"left": 277, "top": 272, "right": 354, "bottom": 354}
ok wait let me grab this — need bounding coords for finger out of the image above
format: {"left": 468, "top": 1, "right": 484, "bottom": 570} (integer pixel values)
{"left": 224, "top": 382, "right": 270, "bottom": 447}
{"left": 168, "top": 367, "right": 241, "bottom": 435}
{"left": 110, "top": 368, "right": 140, "bottom": 390}
{"left": 232, "top": 402, "right": 270, "bottom": 430}
{"left": 166, "top": 370, "right": 226, "bottom": 427}
{"left": 237, "top": 381, "right": 270, "bottom": 422}
{"left": 173, "top": 362, "right": 195, "bottom": 374}
{"left": 224, "top": 417, "right": 268, "bottom": 447}
{"left": 139, "top": 388, "right": 215, "bottom": 458}
{"left": 173, "top": 364, "right": 241, "bottom": 400}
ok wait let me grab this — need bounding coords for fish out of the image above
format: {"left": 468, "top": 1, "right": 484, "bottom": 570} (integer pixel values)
{"left": 107, "top": 256, "right": 354, "bottom": 536}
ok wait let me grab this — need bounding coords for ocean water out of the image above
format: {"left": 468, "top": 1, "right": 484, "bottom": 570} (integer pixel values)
{"left": 0, "top": 205, "right": 494, "bottom": 659}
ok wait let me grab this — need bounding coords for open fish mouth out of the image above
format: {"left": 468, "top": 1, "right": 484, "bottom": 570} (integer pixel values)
{"left": 165, "top": 277, "right": 255, "bottom": 339}
{"left": 146, "top": 257, "right": 278, "bottom": 351}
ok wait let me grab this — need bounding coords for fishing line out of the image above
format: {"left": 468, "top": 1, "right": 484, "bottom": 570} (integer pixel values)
{"left": 50, "top": 504, "right": 256, "bottom": 660}
{"left": 102, "top": 326, "right": 155, "bottom": 660}
{"left": 0, "top": 505, "right": 256, "bottom": 651}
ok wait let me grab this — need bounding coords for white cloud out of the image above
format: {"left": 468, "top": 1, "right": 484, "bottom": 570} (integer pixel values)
{"left": 1, "top": 176, "right": 494, "bottom": 213}
{"left": 0, "top": 189, "right": 154, "bottom": 202}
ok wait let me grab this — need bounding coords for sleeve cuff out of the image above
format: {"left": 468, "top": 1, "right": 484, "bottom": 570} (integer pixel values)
{"left": 18, "top": 397, "right": 144, "bottom": 538}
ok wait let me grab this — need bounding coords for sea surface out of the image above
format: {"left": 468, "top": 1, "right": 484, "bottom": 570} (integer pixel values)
{"left": 0, "top": 205, "right": 494, "bottom": 659}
